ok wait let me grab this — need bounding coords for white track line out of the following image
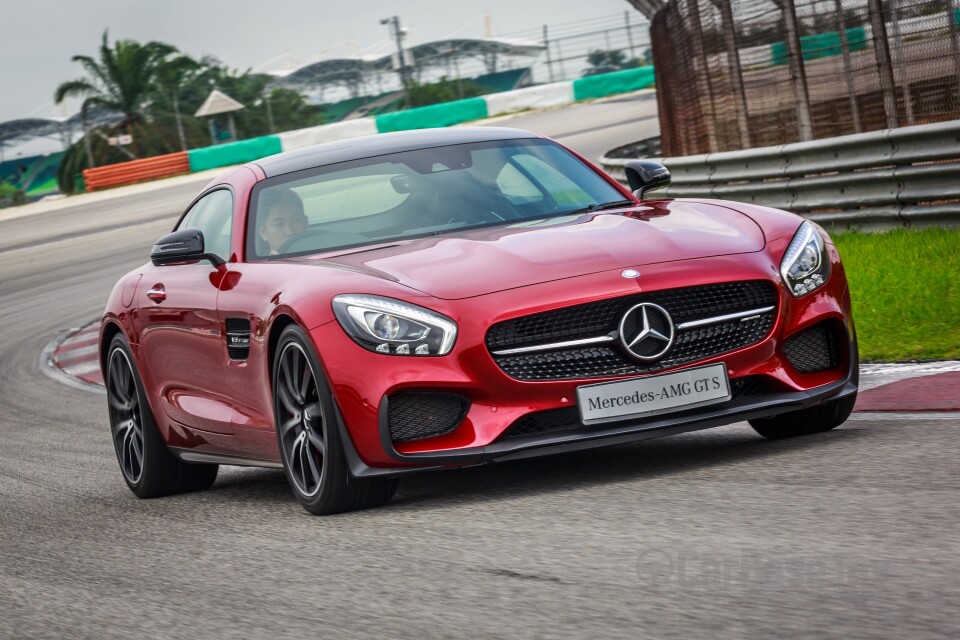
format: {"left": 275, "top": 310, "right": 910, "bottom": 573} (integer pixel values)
{"left": 859, "top": 361, "right": 960, "bottom": 391}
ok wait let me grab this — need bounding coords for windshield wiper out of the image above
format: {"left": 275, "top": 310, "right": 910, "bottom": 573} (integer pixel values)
{"left": 562, "top": 199, "right": 636, "bottom": 215}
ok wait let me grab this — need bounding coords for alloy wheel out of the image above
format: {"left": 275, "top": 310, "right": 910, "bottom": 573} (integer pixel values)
{"left": 276, "top": 342, "right": 326, "bottom": 497}
{"left": 107, "top": 348, "right": 144, "bottom": 484}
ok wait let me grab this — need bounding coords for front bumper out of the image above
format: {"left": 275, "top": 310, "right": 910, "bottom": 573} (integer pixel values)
{"left": 311, "top": 242, "right": 857, "bottom": 477}
{"left": 332, "top": 348, "right": 858, "bottom": 478}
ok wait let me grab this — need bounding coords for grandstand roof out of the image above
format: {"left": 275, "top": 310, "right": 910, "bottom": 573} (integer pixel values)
{"left": 271, "top": 37, "right": 544, "bottom": 90}
{"left": 403, "top": 37, "right": 545, "bottom": 68}
{"left": 0, "top": 109, "right": 123, "bottom": 147}
{"left": 0, "top": 118, "right": 66, "bottom": 146}
{"left": 269, "top": 57, "right": 380, "bottom": 88}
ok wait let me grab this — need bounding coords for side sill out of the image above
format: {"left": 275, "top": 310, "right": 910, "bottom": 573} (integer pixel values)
{"left": 169, "top": 447, "right": 283, "bottom": 469}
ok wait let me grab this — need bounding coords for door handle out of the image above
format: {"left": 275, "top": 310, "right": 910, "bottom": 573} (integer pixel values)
{"left": 146, "top": 285, "right": 166, "bottom": 303}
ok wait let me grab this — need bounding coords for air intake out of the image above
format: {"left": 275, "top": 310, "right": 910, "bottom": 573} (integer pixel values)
{"left": 388, "top": 392, "right": 470, "bottom": 443}
{"left": 783, "top": 322, "right": 841, "bottom": 373}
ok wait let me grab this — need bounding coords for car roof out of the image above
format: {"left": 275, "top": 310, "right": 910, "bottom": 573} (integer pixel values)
{"left": 251, "top": 126, "right": 543, "bottom": 178}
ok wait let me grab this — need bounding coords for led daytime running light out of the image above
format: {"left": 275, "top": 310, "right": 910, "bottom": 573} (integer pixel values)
{"left": 779, "top": 221, "right": 830, "bottom": 297}
{"left": 333, "top": 295, "right": 458, "bottom": 355}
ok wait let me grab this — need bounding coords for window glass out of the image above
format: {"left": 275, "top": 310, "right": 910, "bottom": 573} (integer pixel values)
{"left": 496, "top": 163, "right": 544, "bottom": 205}
{"left": 292, "top": 170, "right": 409, "bottom": 224}
{"left": 248, "top": 139, "right": 623, "bottom": 259}
{"left": 514, "top": 155, "right": 592, "bottom": 206}
{"left": 177, "top": 189, "right": 233, "bottom": 261}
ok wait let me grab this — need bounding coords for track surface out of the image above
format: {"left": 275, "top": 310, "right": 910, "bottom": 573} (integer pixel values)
{"left": 2, "top": 94, "right": 959, "bottom": 639}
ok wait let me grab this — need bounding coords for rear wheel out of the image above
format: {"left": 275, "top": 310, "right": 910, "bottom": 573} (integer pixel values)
{"left": 272, "top": 325, "right": 398, "bottom": 515}
{"left": 106, "top": 334, "right": 218, "bottom": 498}
{"left": 749, "top": 393, "right": 857, "bottom": 440}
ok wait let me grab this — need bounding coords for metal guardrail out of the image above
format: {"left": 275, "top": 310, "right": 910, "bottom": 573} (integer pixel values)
{"left": 599, "top": 119, "right": 960, "bottom": 228}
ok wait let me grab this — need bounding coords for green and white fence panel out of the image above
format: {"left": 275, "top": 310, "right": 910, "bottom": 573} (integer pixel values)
{"left": 485, "top": 81, "right": 575, "bottom": 116}
{"left": 278, "top": 118, "right": 379, "bottom": 152}
{"left": 571, "top": 67, "right": 656, "bottom": 101}
{"left": 374, "top": 97, "right": 489, "bottom": 134}
{"left": 187, "top": 135, "right": 283, "bottom": 172}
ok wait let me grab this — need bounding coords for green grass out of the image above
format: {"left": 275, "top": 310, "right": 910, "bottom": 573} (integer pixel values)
{"left": 832, "top": 227, "right": 960, "bottom": 362}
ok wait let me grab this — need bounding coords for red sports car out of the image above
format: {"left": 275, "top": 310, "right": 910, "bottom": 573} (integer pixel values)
{"left": 101, "top": 127, "right": 858, "bottom": 514}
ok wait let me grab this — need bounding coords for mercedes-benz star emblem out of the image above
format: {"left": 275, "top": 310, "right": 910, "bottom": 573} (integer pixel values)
{"left": 618, "top": 302, "right": 675, "bottom": 361}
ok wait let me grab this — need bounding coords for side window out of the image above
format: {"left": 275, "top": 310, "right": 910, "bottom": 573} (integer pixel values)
{"left": 177, "top": 189, "right": 234, "bottom": 261}
{"left": 514, "top": 155, "right": 593, "bottom": 206}
{"left": 495, "top": 163, "right": 545, "bottom": 206}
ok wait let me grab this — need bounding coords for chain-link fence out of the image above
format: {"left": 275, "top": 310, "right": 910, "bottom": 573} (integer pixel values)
{"left": 503, "top": 12, "right": 653, "bottom": 83}
{"left": 652, "top": 0, "right": 960, "bottom": 156}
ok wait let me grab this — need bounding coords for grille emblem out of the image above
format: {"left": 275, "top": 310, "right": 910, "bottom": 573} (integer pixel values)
{"left": 621, "top": 269, "right": 640, "bottom": 279}
{"left": 619, "top": 303, "right": 675, "bottom": 361}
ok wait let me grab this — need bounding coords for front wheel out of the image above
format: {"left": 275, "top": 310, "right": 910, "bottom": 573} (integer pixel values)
{"left": 106, "top": 334, "right": 218, "bottom": 498}
{"left": 272, "top": 325, "right": 398, "bottom": 515}
{"left": 749, "top": 393, "right": 857, "bottom": 440}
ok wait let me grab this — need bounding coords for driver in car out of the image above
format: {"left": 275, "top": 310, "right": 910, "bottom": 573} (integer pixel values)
{"left": 258, "top": 188, "right": 308, "bottom": 255}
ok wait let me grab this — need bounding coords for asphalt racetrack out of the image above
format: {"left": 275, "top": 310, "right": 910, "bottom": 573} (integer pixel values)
{"left": 1, "top": 93, "right": 959, "bottom": 638}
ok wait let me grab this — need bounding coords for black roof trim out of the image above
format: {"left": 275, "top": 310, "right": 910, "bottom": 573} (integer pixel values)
{"left": 251, "top": 127, "right": 542, "bottom": 178}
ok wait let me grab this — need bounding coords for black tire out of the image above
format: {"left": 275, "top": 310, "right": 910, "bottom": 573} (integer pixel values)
{"left": 749, "top": 393, "right": 857, "bottom": 440}
{"left": 272, "top": 325, "right": 398, "bottom": 515}
{"left": 106, "top": 334, "right": 218, "bottom": 498}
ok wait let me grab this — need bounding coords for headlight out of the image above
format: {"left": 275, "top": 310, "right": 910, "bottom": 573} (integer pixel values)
{"left": 332, "top": 295, "right": 457, "bottom": 356}
{"left": 780, "top": 220, "right": 830, "bottom": 297}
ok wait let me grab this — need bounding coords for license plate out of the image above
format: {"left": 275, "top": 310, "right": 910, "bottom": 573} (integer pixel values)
{"left": 577, "top": 363, "right": 731, "bottom": 425}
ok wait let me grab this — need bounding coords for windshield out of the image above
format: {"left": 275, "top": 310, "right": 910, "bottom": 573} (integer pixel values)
{"left": 247, "top": 138, "right": 626, "bottom": 259}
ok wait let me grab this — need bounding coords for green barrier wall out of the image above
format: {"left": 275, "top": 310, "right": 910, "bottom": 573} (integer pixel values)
{"left": 187, "top": 135, "right": 283, "bottom": 172}
{"left": 375, "top": 98, "right": 489, "bottom": 134}
{"left": 771, "top": 27, "right": 867, "bottom": 65}
{"left": 572, "top": 66, "right": 656, "bottom": 101}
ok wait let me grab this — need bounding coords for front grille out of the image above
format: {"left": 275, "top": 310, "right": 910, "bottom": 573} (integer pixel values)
{"left": 487, "top": 281, "right": 778, "bottom": 381}
{"left": 783, "top": 322, "right": 841, "bottom": 373}
{"left": 498, "top": 375, "right": 773, "bottom": 440}
{"left": 388, "top": 392, "right": 470, "bottom": 443}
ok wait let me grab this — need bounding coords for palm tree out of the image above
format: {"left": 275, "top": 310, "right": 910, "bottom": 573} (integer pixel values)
{"left": 54, "top": 31, "right": 177, "bottom": 159}
{"left": 154, "top": 54, "right": 201, "bottom": 151}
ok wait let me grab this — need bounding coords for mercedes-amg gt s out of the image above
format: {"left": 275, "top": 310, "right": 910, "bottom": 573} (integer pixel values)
{"left": 101, "top": 127, "right": 858, "bottom": 514}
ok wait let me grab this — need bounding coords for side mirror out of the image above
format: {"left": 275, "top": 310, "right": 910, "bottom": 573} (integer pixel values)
{"left": 624, "top": 160, "right": 671, "bottom": 200}
{"left": 151, "top": 229, "right": 225, "bottom": 267}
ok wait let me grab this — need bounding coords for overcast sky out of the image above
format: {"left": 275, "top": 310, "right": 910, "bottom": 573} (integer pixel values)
{"left": 1, "top": 0, "right": 637, "bottom": 123}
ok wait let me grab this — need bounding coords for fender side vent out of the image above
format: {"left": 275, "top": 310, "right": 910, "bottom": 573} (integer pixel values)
{"left": 225, "top": 318, "right": 251, "bottom": 360}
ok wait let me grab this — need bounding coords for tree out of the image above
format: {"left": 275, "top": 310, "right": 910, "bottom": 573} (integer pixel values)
{"left": 582, "top": 49, "right": 643, "bottom": 77}
{"left": 183, "top": 64, "right": 323, "bottom": 139}
{"left": 53, "top": 31, "right": 182, "bottom": 190}
{"left": 0, "top": 181, "right": 26, "bottom": 208}
{"left": 54, "top": 31, "right": 177, "bottom": 158}
{"left": 406, "top": 77, "right": 488, "bottom": 107}
{"left": 52, "top": 36, "right": 323, "bottom": 192}
{"left": 153, "top": 54, "right": 201, "bottom": 151}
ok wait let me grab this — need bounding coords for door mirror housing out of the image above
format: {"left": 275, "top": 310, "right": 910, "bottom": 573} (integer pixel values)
{"left": 624, "top": 160, "right": 671, "bottom": 200}
{"left": 151, "top": 229, "right": 225, "bottom": 267}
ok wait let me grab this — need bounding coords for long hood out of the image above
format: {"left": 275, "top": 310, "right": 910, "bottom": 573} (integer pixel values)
{"left": 298, "top": 201, "right": 765, "bottom": 300}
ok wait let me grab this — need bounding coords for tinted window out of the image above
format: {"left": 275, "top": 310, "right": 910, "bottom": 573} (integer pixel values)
{"left": 248, "top": 139, "right": 624, "bottom": 259}
{"left": 178, "top": 189, "right": 234, "bottom": 261}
